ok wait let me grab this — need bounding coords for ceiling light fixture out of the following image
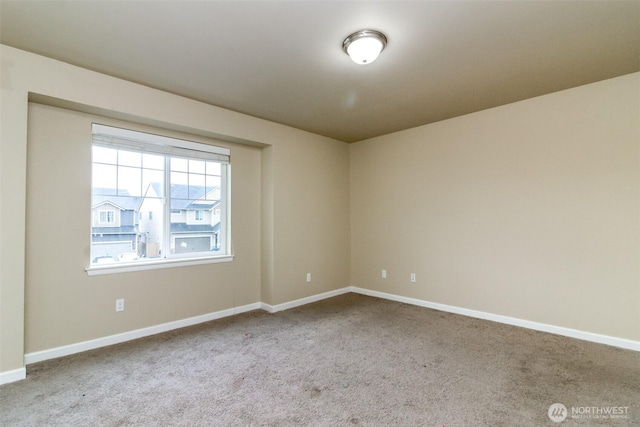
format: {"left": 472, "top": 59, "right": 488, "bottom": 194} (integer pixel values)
{"left": 342, "top": 29, "right": 387, "bottom": 65}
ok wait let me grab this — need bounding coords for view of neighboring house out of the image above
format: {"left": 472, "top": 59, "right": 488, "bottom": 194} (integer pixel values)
{"left": 91, "top": 184, "right": 222, "bottom": 263}
{"left": 91, "top": 188, "right": 141, "bottom": 262}
{"left": 139, "top": 183, "right": 222, "bottom": 256}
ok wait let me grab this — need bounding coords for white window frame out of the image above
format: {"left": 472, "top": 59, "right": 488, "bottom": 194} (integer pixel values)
{"left": 87, "top": 124, "right": 233, "bottom": 276}
{"left": 98, "top": 210, "right": 115, "bottom": 224}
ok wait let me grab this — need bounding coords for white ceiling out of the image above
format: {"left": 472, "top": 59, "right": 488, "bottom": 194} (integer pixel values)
{"left": 1, "top": 1, "right": 639, "bottom": 143}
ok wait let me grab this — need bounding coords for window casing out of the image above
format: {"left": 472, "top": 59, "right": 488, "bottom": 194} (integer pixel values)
{"left": 98, "top": 210, "right": 115, "bottom": 224}
{"left": 88, "top": 124, "right": 231, "bottom": 273}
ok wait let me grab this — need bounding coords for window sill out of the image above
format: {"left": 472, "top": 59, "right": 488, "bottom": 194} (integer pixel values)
{"left": 85, "top": 255, "right": 234, "bottom": 276}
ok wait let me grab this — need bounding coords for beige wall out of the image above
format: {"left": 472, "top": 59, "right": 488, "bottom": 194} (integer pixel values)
{"left": 351, "top": 72, "right": 640, "bottom": 341}
{"left": 271, "top": 139, "right": 351, "bottom": 305}
{"left": 24, "top": 104, "right": 261, "bottom": 352}
{"left": 0, "top": 45, "right": 350, "bottom": 374}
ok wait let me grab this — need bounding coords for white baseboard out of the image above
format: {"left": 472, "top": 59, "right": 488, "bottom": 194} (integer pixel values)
{"left": 22, "top": 287, "right": 352, "bottom": 370}
{"left": 23, "top": 287, "right": 354, "bottom": 368}
{"left": 350, "top": 286, "right": 640, "bottom": 352}
{"left": 24, "top": 302, "right": 261, "bottom": 365}
{"left": 0, "top": 367, "right": 26, "bottom": 385}
{"left": 8, "top": 285, "right": 637, "bottom": 384}
{"left": 261, "top": 287, "right": 352, "bottom": 313}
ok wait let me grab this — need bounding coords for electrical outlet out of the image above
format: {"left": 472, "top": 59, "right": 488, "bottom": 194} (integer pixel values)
{"left": 115, "top": 298, "right": 124, "bottom": 312}
{"left": 410, "top": 273, "right": 416, "bottom": 283}
{"left": 306, "top": 273, "right": 311, "bottom": 283}
{"left": 382, "top": 269, "right": 387, "bottom": 279}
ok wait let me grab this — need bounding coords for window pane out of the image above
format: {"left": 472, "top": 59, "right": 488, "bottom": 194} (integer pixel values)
{"left": 171, "top": 171, "right": 188, "bottom": 189}
{"left": 205, "top": 176, "right": 221, "bottom": 199}
{"left": 143, "top": 153, "right": 164, "bottom": 170}
{"left": 189, "top": 159, "right": 205, "bottom": 174}
{"left": 188, "top": 173, "right": 205, "bottom": 199}
{"left": 99, "top": 211, "right": 115, "bottom": 223}
{"left": 92, "top": 163, "right": 117, "bottom": 191}
{"left": 90, "top": 195, "right": 144, "bottom": 264}
{"left": 170, "top": 198, "right": 217, "bottom": 254}
{"left": 118, "top": 166, "right": 142, "bottom": 196}
{"left": 118, "top": 149, "right": 141, "bottom": 167}
{"left": 138, "top": 197, "right": 164, "bottom": 259}
{"left": 171, "top": 157, "right": 188, "bottom": 172}
{"left": 93, "top": 146, "right": 117, "bottom": 164}
{"left": 171, "top": 172, "right": 189, "bottom": 199}
{"left": 174, "top": 236, "right": 211, "bottom": 254}
{"left": 206, "top": 161, "right": 221, "bottom": 176}
{"left": 142, "top": 169, "right": 164, "bottom": 197}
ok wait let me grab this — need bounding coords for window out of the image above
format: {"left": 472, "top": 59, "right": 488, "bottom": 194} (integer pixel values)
{"left": 89, "top": 124, "right": 231, "bottom": 271}
{"left": 99, "top": 210, "right": 115, "bottom": 224}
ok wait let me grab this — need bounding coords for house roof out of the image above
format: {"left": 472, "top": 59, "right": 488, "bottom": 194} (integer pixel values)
{"left": 94, "top": 183, "right": 220, "bottom": 211}
{"left": 92, "top": 188, "right": 142, "bottom": 210}
{"left": 170, "top": 222, "right": 221, "bottom": 233}
{"left": 149, "top": 182, "right": 220, "bottom": 210}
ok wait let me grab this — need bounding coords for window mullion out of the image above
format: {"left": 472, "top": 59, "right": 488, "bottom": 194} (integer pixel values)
{"left": 221, "top": 164, "right": 229, "bottom": 254}
{"left": 163, "top": 156, "right": 171, "bottom": 259}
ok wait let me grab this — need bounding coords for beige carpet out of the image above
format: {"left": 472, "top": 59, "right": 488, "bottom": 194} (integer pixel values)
{"left": 1, "top": 293, "right": 638, "bottom": 426}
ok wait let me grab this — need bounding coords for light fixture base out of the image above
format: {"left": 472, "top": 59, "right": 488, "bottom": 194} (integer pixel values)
{"left": 342, "top": 29, "right": 388, "bottom": 65}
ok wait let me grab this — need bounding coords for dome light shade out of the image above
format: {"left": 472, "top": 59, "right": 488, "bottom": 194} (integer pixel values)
{"left": 342, "top": 30, "right": 387, "bottom": 65}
